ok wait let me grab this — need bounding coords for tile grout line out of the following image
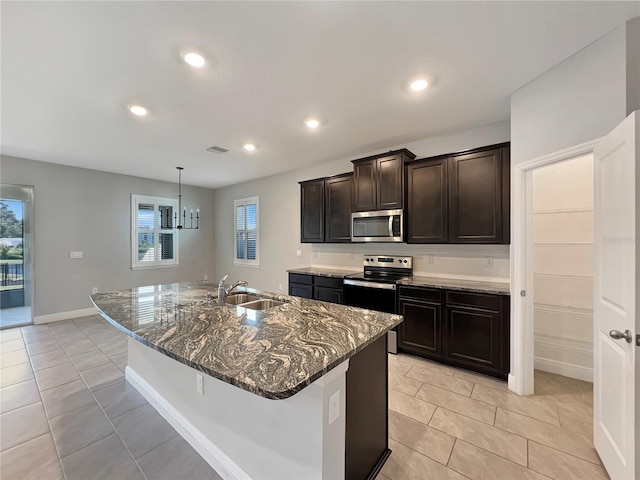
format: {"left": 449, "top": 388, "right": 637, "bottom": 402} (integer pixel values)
{"left": 49, "top": 326, "right": 149, "bottom": 480}
{"left": 22, "top": 329, "right": 69, "bottom": 480}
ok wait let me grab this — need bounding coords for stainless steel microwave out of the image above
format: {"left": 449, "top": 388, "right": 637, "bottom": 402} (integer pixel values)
{"left": 351, "top": 209, "right": 403, "bottom": 242}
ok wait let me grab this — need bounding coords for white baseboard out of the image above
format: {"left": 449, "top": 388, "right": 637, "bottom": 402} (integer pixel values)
{"left": 33, "top": 307, "right": 97, "bottom": 324}
{"left": 125, "top": 366, "right": 251, "bottom": 480}
{"left": 534, "top": 356, "right": 593, "bottom": 383}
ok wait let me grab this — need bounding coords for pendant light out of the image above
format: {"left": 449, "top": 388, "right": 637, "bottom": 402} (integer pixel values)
{"left": 174, "top": 167, "right": 199, "bottom": 230}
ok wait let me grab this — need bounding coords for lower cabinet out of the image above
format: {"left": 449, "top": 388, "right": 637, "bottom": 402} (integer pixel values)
{"left": 398, "top": 286, "right": 509, "bottom": 379}
{"left": 288, "top": 273, "right": 343, "bottom": 304}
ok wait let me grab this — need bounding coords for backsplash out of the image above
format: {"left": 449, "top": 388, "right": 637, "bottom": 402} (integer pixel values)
{"left": 297, "top": 243, "right": 510, "bottom": 283}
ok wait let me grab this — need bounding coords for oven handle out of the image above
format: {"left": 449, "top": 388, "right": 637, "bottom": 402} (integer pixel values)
{"left": 343, "top": 279, "right": 396, "bottom": 290}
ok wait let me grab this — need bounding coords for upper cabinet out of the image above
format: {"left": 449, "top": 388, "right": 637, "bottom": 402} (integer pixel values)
{"left": 406, "top": 143, "right": 510, "bottom": 244}
{"left": 406, "top": 157, "right": 449, "bottom": 244}
{"left": 325, "top": 173, "right": 353, "bottom": 243}
{"left": 299, "top": 173, "right": 353, "bottom": 243}
{"left": 352, "top": 149, "right": 416, "bottom": 211}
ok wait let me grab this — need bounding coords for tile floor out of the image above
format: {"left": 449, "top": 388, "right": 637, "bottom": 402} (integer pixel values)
{"left": 1, "top": 316, "right": 608, "bottom": 480}
{"left": 381, "top": 353, "right": 609, "bottom": 480}
{"left": 0, "top": 315, "right": 221, "bottom": 480}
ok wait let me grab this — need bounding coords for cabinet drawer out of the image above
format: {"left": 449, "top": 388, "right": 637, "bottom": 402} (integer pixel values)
{"left": 398, "top": 286, "right": 442, "bottom": 303}
{"left": 289, "top": 273, "right": 312, "bottom": 285}
{"left": 445, "top": 291, "right": 502, "bottom": 311}
{"left": 314, "top": 275, "right": 343, "bottom": 289}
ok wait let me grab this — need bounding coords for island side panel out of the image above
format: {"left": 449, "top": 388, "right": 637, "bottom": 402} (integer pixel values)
{"left": 345, "top": 334, "right": 390, "bottom": 479}
{"left": 126, "top": 338, "right": 348, "bottom": 480}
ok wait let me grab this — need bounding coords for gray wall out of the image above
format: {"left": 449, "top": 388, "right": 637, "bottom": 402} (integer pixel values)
{"left": 0, "top": 155, "right": 216, "bottom": 316}
{"left": 511, "top": 16, "right": 640, "bottom": 165}
{"left": 211, "top": 121, "right": 511, "bottom": 294}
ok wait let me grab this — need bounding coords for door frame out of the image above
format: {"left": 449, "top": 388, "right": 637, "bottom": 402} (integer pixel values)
{"left": 509, "top": 139, "right": 599, "bottom": 395}
{"left": 0, "top": 183, "right": 35, "bottom": 327}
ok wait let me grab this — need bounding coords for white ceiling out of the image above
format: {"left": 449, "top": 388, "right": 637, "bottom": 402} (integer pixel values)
{"left": 2, "top": 2, "right": 638, "bottom": 189}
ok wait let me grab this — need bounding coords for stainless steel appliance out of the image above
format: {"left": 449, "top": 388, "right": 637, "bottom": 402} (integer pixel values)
{"left": 351, "top": 209, "right": 403, "bottom": 243}
{"left": 343, "top": 255, "right": 413, "bottom": 353}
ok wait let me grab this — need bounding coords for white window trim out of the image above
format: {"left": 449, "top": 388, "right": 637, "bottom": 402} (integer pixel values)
{"left": 234, "top": 196, "right": 259, "bottom": 267}
{"left": 131, "top": 194, "right": 179, "bottom": 270}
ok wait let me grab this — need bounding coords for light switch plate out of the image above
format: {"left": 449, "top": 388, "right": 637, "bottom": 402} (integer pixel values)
{"left": 69, "top": 251, "right": 83, "bottom": 259}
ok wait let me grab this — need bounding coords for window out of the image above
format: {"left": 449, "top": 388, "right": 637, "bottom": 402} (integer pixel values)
{"left": 131, "top": 195, "right": 179, "bottom": 269}
{"left": 234, "top": 196, "right": 259, "bottom": 266}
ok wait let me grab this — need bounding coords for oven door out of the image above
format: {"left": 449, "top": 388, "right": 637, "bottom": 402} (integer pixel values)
{"left": 351, "top": 209, "right": 403, "bottom": 242}
{"left": 343, "top": 279, "right": 398, "bottom": 354}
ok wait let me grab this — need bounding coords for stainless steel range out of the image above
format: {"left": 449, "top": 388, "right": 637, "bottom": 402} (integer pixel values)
{"left": 343, "top": 255, "right": 413, "bottom": 353}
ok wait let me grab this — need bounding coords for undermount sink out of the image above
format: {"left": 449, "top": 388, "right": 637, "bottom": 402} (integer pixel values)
{"left": 225, "top": 293, "right": 261, "bottom": 305}
{"left": 239, "top": 299, "right": 285, "bottom": 311}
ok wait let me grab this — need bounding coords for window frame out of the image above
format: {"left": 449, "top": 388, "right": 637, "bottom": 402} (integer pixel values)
{"left": 131, "top": 194, "right": 179, "bottom": 270}
{"left": 234, "top": 196, "right": 259, "bottom": 267}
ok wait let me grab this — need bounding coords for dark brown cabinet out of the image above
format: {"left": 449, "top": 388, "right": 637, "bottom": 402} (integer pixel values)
{"left": 397, "top": 285, "right": 510, "bottom": 379}
{"left": 325, "top": 173, "right": 353, "bottom": 243}
{"left": 406, "top": 157, "right": 448, "bottom": 243}
{"left": 299, "top": 179, "right": 324, "bottom": 243}
{"left": 398, "top": 286, "right": 443, "bottom": 358}
{"left": 406, "top": 143, "right": 510, "bottom": 245}
{"left": 288, "top": 273, "right": 343, "bottom": 304}
{"left": 299, "top": 173, "right": 352, "bottom": 243}
{"left": 352, "top": 149, "right": 415, "bottom": 212}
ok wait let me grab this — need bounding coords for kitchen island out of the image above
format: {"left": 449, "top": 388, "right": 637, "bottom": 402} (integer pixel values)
{"left": 91, "top": 282, "right": 402, "bottom": 480}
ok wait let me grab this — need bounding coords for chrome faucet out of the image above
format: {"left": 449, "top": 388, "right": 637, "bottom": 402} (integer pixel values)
{"left": 217, "top": 274, "right": 248, "bottom": 305}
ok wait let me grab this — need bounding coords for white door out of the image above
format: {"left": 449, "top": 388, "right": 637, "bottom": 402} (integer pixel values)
{"left": 593, "top": 110, "right": 639, "bottom": 480}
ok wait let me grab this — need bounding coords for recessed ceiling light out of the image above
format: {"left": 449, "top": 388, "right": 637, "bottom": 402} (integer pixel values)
{"left": 129, "top": 105, "right": 148, "bottom": 116}
{"left": 305, "top": 118, "right": 320, "bottom": 129}
{"left": 182, "top": 52, "right": 205, "bottom": 68}
{"left": 410, "top": 79, "right": 429, "bottom": 92}
{"left": 243, "top": 143, "right": 256, "bottom": 152}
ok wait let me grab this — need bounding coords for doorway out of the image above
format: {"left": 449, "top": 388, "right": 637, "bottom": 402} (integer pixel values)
{"left": 530, "top": 154, "right": 594, "bottom": 383}
{"left": 510, "top": 140, "right": 598, "bottom": 396}
{"left": 0, "top": 184, "right": 34, "bottom": 329}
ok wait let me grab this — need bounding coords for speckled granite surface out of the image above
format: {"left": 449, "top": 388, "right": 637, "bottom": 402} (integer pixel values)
{"left": 397, "top": 276, "right": 510, "bottom": 295}
{"left": 287, "top": 267, "right": 358, "bottom": 278}
{"left": 91, "top": 282, "right": 401, "bottom": 400}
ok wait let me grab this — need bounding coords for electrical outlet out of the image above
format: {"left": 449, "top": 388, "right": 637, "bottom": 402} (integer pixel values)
{"left": 196, "top": 373, "right": 204, "bottom": 395}
{"left": 296, "top": 249, "right": 302, "bottom": 257}
{"left": 426, "top": 255, "right": 434, "bottom": 264}
{"left": 328, "top": 390, "right": 340, "bottom": 425}
{"left": 485, "top": 256, "right": 494, "bottom": 267}
{"left": 313, "top": 251, "right": 318, "bottom": 259}
{"left": 278, "top": 283, "right": 283, "bottom": 291}
{"left": 91, "top": 287, "right": 98, "bottom": 294}
{"left": 204, "top": 274, "right": 208, "bottom": 281}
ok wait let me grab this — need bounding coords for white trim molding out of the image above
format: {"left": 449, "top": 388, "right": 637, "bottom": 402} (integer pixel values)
{"left": 126, "top": 366, "right": 251, "bottom": 480}
{"left": 34, "top": 307, "right": 97, "bottom": 324}
{"left": 510, "top": 138, "right": 600, "bottom": 395}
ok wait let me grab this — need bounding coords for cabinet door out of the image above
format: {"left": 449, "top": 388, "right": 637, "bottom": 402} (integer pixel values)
{"left": 353, "top": 159, "right": 377, "bottom": 212}
{"left": 300, "top": 179, "right": 325, "bottom": 243}
{"left": 313, "top": 286, "right": 343, "bottom": 304}
{"left": 325, "top": 173, "right": 353, "bottom": 243}
{"left": 449, "top": 149, "right": 503, "bottom": 243}
{"left": 398, "top": 298, "right": 443, "bottom": 358}
{"left": 289, "top": 283, "right": 313, "bottom": 299}
{"left": 444, "top": 304, "right": 503, "bottom": 376}
{"left": 406, "top": 158, "right": 448, "bottom": 243}
{"left": 377, "top": 155, "right": 403, "bottom": 210}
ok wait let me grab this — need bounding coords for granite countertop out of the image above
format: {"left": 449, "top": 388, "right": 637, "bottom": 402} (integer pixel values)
{"left": 90, "top": 282, "right": 401, "bottom": 400}
{"left": 397, "top": 275, "right": 510, "bottom": 295}
{"left": 287, "top": 267, "right": 358, "bottom": 278}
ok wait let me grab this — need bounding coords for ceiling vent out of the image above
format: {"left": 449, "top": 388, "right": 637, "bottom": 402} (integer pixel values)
{"left": 206, "top": 145, "right": 229, "bottom": 154}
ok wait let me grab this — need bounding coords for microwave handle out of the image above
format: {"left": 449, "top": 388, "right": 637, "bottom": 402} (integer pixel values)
{"left": 388, "top": 216, "right": 393, "bottom": 238}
